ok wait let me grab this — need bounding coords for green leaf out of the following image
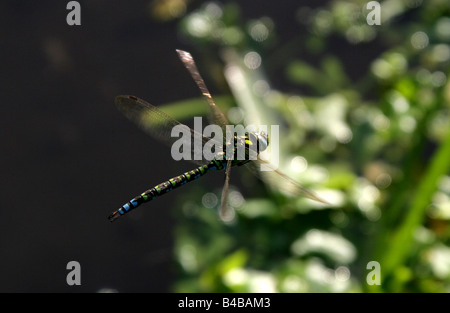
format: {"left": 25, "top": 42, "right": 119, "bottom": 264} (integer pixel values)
{"left": 380, "top": 126, "right": 450, "bottom": 288}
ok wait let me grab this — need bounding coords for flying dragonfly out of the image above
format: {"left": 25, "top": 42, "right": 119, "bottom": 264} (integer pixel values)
{"left": 108, "top": 49, "right": 327, "bottom": 222}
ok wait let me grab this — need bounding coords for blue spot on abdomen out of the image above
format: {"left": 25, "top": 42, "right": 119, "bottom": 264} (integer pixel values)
{"left": 123, "top": 203, "right": 131, "bottom": 212}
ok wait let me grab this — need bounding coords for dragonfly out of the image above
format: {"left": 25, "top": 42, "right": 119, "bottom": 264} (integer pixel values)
{"left": 108, "top": 49, "right": 327, "bottom": 222}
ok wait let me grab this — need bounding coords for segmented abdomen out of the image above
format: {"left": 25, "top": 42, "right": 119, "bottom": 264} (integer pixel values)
{"left": 108, "top": 159, "right": 227, "bottom": 221}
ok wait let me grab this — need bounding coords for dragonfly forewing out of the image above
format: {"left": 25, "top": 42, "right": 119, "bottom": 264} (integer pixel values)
{"left": 115, "top": 95, "right": 225, "bottom": 165}
{"left": 176, "top": 49, "right": 230, "bottom": 132}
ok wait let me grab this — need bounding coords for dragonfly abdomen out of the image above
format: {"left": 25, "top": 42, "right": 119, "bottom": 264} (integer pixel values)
{"left": 108, "top": 159, "right": 227, "bottom": 222}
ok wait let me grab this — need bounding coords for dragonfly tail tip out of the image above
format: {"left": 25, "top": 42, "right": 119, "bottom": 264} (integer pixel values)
{"left": 108, "top": 211, "right": 121, "bottom": 222}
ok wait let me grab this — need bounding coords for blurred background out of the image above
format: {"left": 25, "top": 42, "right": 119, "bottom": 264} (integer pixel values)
{"left": 0, "top": 0, "right": 449, "bottom": 292}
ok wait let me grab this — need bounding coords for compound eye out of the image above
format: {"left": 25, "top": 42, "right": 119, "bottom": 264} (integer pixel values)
{"left": 261, "top": 131, "right": 268, "bottom": 142}
{"left": 257, "top": 132, "right": 268, "bottom": 152}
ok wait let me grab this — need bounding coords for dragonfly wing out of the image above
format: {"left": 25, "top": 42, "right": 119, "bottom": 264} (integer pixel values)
{"left": 176, "top": 50, "right": 230, "bottom": 130}
{"left": 115, "top": 95, "right": 223, "bottom": 165}
{"left": 245, "top": 158, "right": 330, "bottom": 205}
{"left": 219, "top": 159, "right": 233, "bottom": 221}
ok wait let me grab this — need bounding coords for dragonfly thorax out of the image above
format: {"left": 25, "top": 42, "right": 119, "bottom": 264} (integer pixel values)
{"left": 214, "top": 131, "right": 269, "bottom": 167}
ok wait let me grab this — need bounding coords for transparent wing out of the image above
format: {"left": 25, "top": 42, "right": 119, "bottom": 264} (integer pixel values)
{"left": 175, "top": 51, "right": 327, "bottom": 204}
{"left": 115, "top": 95, "right": 223, "bottom": 165}
{"left": 176, "top": 49, "right": 230, "bottom": 131}
{"left": 244, "top": 157, "right": 330, "bottom": 205}
{"left": 219, "top": 159, "right": 233, "bottom": 221}
{"left": 176, "top": 49, "right": 235, "bottom": 162}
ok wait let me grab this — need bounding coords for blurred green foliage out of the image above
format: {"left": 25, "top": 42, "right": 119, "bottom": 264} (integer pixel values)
{"left": 149, "top": 0, "right": 450, "bottom": 292}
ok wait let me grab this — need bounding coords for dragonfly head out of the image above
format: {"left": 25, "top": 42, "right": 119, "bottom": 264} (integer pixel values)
{"left": 230, "top": 131, "right": 269, "bottom": 163}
